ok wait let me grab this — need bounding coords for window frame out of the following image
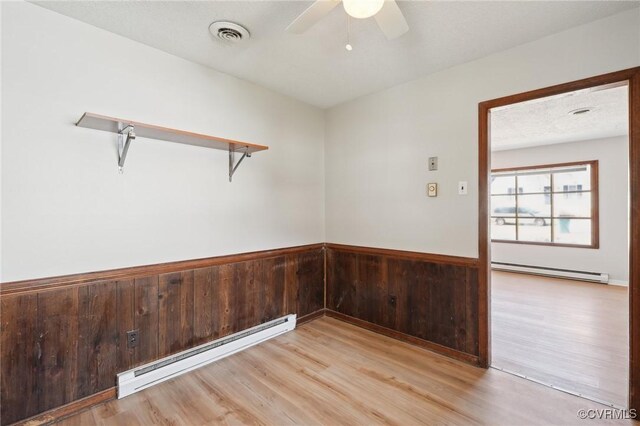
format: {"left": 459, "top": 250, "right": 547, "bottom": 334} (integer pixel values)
{"left": 490, "top": 160, "right": 599, "bottom": 249}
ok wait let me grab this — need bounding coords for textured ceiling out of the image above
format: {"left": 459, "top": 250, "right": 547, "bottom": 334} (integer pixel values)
{"left": 491, "top": 85, "right": 628, "bottom": 151}
{"left": 33, "top": 1, "right": 639, "bottom": 108}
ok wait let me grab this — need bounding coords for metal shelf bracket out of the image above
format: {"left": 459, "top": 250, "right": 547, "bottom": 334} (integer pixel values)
{"left": 229, "top": 146, "right": 251, "bottom": 182}
{"left": 118, "top": 125, "right": 136, "bottom": 173}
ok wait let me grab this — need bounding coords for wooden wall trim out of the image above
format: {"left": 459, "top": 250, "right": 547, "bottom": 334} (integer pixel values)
{"left": 0, "top": 243, "right": 325, "bottom": 296}
{"left": 628, "top": 68, "right": 640, "bottom": 412}
{"left": 11, "top": 388, "right": 116, "bottom": 426}
{"left": 297, "top": 309, "right": 326, "bottom": 325}
{"left": 2, "top": 243, "right": 480, "bottom": 297}
{"left": 325, "top": 310, "right": 480, "bottom": 365}
{"left": 325, "top": 243, "right": 479, "bottom": 268}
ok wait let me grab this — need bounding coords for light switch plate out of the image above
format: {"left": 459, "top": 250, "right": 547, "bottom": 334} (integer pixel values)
{"left": 427, "top": 183, "right": 438, "bottom": 197}
{"left": 458, "top": 181, "right": 468, "bottom": 195}
{"left": 428, "top": 157, "right": 438, "bottom": 171}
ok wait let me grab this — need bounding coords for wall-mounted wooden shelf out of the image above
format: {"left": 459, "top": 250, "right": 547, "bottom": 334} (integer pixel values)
{"left": 76, "top": 112, "right": 268, "bottom": 181}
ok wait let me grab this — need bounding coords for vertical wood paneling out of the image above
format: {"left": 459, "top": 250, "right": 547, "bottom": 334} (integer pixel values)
{"left": 218, "top": 263, "right": 234, "bottom": 338}
{"left": 466, "top": 268, "right": 480, "bottom": 355}
{"left": 407, "top": 261, "right": 429, "bottom": 341}
{"left": 158, "top": 271, "right": 194, "bottom": 357}
{"left": 0, "top": 246, "right": 326, "bottom": 424}
{"left": 357, "top": 255, "right": 384, "bottom": 324}
{"left": 76, "top": 281, "right": 118, "bottom": 399}
{"left": 37, "top": 288, "right": 80, "bottom": 412}
{"left": 327, "top": 248, "right": 479, "bottom": 357}
{"left": 426, "top": 264, "right": 468, "bottom": 351}
{"left": 295, "top": 250, "right": 325, "bottom": 317}
{"left": 134, "top": 276, "right": 159, "bottom": 365}
{"left": 285, "top": 254, "right": 298, "bottom": 315}
{"left": 386, "top": 258, "right": 411, "bottom": 334}
{"left": 232, "top": 261, "right": 252, "bottom": 332}
{"left": 193, "top": 267, "right": 216, "bottom": 345}
{"left": 116, "top": 280, "right": 135, "bottom": 371}
{"left": 260, "top": 257, "right": 285, "bottom": 322}
{"left": 0, "top": 294, "right": 38, "bottom": 424}
{"left": 327, "top": 250, "right": 358, "bottom": 317}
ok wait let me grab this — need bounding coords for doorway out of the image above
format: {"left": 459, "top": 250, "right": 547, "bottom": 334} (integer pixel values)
{"left": 477, "top": 68, "right": 640, "bottom": 410}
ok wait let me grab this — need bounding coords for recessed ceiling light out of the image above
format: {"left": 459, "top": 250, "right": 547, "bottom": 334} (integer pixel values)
{"left": 209, "top": 21, "right": 250, "bottom": 43}
{"left": 569, "top": 107, "right": 593, "bottom": 116}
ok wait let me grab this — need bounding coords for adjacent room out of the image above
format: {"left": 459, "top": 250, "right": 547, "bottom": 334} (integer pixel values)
{"left": 489, "top": 84, "right": 630, "bottom": 408}
{"left": 1, "top": 1, "right": 639, "bottom": 425}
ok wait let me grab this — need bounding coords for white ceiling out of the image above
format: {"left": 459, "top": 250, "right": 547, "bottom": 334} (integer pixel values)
{"left": 33, "top": 1, "right": 639, "bottom": 108}
{"left": 491, "top": 85, "right": 629, "bottom": 151}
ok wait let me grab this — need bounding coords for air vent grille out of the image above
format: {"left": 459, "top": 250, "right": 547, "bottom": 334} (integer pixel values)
{"left": 209, "top": 21, "right": 250, "bottom": 43}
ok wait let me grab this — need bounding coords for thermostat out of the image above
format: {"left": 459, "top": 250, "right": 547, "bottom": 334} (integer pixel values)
{"left": 427, "top": 183, "right": 438, "bottom": 197}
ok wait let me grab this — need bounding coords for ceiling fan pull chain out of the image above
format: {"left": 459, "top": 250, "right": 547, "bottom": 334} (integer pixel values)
{"left": 346, "top": 15, "right": 353, "bottom": 51}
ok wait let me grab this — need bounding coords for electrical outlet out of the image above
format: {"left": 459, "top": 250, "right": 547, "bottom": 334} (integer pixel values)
{"left": 427, "top": 183, "right": 438, "bottom": 197}
{"left": 127, "top": 330, "right": 139, "bottom": 348}
{"left": 458, "top": 181, "right": 468, "bottom": 195}
{"left": 428, "top": 157, "right": 438, "bottom": 171}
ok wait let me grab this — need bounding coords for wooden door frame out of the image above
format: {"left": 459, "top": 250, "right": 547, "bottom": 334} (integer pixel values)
{"left": 478, "top": 67, "right": 640, "bottom": 410}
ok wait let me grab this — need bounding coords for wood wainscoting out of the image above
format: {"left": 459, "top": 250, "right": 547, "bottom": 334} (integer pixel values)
{"left": 325, "top": 244, "right": 480, "bottom": 363}
{"left": 0, "top": 245, "right": 325, "bottom": 425}
{"left": 2, "top": 243, "right": 482, "bottom": 424}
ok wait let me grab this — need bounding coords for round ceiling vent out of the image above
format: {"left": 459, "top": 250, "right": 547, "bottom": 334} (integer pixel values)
{"left": 209, "top": 21, "right": 250, "bottom": 43}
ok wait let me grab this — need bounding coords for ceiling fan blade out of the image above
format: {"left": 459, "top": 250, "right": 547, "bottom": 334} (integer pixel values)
{"left": 374, "top": 0, "right": 408, "bottom": 40}
{"left": 286, "top": 0, "right": 342, "bottom": 34}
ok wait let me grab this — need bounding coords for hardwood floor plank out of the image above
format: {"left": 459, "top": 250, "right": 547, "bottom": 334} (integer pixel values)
{"left": 491, "top": 271, "right": 629, "bottom": 407}
{"left": 58, "top": 316, "right": 633, "bottom": 425}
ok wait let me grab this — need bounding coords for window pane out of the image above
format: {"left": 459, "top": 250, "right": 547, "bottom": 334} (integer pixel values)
{"left": 517, "top": 194, "right": 551, "bottom": 218}
{"left": 518, "top": 172, "right": 550, "bottom": 194}
{"left": 553, "top": 165, "right": 591, "bottom": 192}
{"left": 492, "top": 219, "right": 516, "bottom": 240}
{"left": 491, "top": 175, "right": 517, "bottom": 195}
{"left": 491, "top": 195, "right": 516, "bottom": 218}
{"left": 553, "top": 218, "right": 591, "bottom": 245}
{"left": 517, "top": 217, "right": 551, "bottom": 243}
{"left": 553, "top": 192, "right": 592, "bottom": 218}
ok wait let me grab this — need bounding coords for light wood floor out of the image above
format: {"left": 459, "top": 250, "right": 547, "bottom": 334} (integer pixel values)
{"left": 492, "top": 271, "right": 629, "bottom": 408}
{"left": 60, "top": 316, "right": 632, "bottom": 425}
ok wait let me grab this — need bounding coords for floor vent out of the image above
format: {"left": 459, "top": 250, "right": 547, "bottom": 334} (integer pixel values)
{"left": 117, "top": 314, "right": 296, "bottom": 399}
{"left": 492, "top": 262, "right": 609, "bottom": 284}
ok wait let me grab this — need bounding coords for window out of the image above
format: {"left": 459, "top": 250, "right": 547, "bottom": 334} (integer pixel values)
{"left": 491, "top": 161, "right": 598, "bottom": 248}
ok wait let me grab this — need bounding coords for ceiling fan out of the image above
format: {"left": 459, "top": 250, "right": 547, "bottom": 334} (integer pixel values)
{"left": 286, "top": 0, "right": 409, "bottom": 40}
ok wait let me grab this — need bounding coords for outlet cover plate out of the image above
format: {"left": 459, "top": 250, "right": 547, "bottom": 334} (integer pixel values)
{"left": 127, "top": 330, "right": 139, "bottom": 348}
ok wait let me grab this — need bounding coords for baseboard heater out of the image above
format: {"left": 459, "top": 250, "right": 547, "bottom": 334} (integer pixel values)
{"left": 117, "top": 314, "right": 297, "bottom": 399}
{"left": 492, "top": 262, "right": 609, "bottom": 284}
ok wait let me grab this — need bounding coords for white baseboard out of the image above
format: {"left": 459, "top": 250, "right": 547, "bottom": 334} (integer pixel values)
{"left": 608, "top": 279, "right": 629, "bottom": 287}
{"left": 492, "top": 262, "right": 608, "bottom": 284}
{"left": 117, "top": 314, "right": 297, "bottom": 399}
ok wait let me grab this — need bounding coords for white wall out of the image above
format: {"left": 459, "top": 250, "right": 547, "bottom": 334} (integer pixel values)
{"left": 1, "top": 2, "right": 325, "bottom": 281}
{"left": 492, "top": 137, "right": 629, "bottom": 283}
{"left": 3, "top": 4, "right": 640, "bottom": 282}
{"left": 325, "top": 8, "right": 640, "bottom": 258}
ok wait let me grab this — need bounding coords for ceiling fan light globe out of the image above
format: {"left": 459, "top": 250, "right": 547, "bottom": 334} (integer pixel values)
{"left": 343, "top": 0, "right": 384, "bottom": 19}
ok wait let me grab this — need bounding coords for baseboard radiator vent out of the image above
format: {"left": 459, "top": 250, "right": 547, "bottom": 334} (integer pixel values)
{"left": 117, "top": 314, "right": 297, "bottom": 399}
{"left": 492, "top": 262, "right": 609, "bottom": 284}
